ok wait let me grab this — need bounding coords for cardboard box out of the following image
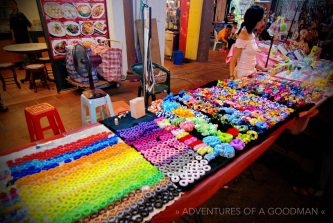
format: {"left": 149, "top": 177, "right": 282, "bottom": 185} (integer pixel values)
{"left": 130, "top": 97, "right": 145, "bottom": 119}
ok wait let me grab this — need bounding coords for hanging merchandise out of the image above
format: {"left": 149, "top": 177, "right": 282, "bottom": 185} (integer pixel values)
{"left": 39, "top": 0, "right": 110, "bottom": 60}
{"left": 308, "top": 45, "right": 322, "bottom": 60}
{"left": 277, "top": 0, "right": 302, "bottom": 22}
{"left": 269, "top": 16, "right": 288, "bottom": 38}
{"left": 142, "top": 2, "right": 155, "bottom": 101}
{"left": 280, "top": 18, "right": 287, "bottom": 32}
{"left": 236, "top": 0, "right": 253, "bottom": 18}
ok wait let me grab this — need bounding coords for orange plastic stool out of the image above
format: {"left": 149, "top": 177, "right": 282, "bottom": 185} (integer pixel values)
{"left": 113, "top": 100, "right": 130, "bottom": 115}
{"left": 24, "top": 103, "right": 65, "bottom": 142}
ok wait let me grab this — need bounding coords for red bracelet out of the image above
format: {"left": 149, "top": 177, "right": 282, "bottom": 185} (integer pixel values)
{"left": 7, "top": 132, "right": 111, "bottom": 167}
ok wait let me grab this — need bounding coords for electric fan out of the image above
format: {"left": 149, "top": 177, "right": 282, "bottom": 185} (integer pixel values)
{"left": 72, "top": 44, "right": 107, "bottom": 99}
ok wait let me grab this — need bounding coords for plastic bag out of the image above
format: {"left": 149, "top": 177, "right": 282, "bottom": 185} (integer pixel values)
{"left": 91, "top": 44, "right": 122, "bottom": 82}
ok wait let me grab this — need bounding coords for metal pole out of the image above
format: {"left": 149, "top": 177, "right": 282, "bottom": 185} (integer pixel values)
{"left": 265, "top": 35, "right": 274, "bottom": 68}
{"left": 142, "top": 5, "right": 148, "bottom": 105}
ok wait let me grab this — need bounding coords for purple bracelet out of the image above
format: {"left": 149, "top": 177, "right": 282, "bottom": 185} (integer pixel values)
{"left": 229, "top": 138, "right": 246, "bottom": 150}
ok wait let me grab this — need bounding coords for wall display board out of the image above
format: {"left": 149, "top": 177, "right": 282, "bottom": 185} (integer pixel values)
{"left": 39, "top": 0, "right": 109, "bottom": 60}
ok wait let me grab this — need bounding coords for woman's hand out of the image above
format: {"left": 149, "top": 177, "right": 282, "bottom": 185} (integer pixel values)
{"left": 261, "top": 67, "right": 269, "bottom": 72}
{"left": 255, "top": 64, "right": 269, "bottom": 72}
{"left": 230, "top": 71, "right": 237, "bottom": 80}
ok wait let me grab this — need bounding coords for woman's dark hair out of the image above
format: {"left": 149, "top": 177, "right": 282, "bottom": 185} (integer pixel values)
{"left": 237, "top": 5, "right": 264, "bottom": 35}
{"left": 231, "top": 7, "right": 235, "bottom": 11}
{"left": 9, "top": 0, "right": 18, "bottom": 6}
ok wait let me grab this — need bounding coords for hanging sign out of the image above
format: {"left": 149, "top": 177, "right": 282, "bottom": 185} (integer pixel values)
{"left": 39, "top": 0, "right": 109, "bottom": 60}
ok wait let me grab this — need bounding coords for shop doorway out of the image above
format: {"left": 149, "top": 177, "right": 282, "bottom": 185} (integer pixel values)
{"left": 165, "top": 0, "right": 181, "bottom": 60}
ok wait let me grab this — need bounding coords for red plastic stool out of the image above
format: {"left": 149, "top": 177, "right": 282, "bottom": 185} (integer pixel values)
{"left": 24, "top": 103, "right": 65, "bottom": 142}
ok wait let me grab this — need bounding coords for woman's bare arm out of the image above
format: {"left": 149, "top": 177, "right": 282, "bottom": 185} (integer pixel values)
{"left": 230, "top": 47, "right": 242, "bottom": 79}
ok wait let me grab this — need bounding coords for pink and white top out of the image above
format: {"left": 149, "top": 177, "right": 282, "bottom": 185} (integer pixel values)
{"left": 234, "top": 33, "right": 258, "bottom": 77}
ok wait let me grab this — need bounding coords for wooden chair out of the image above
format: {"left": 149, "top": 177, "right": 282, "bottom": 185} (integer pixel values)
{"left": 0, "top": 63, "right": 21, "bottom": 91}
{"left": 37, "top": 36, "right": 54, "bottom": 81}
{"left": 130, "top": 63, "right": 171, "bottom": 105}
{"left": 25, "top": 64, "right": 50, "bottom": 92}
{"left": 36, "top": 56, "right": 54, "bottom": 81}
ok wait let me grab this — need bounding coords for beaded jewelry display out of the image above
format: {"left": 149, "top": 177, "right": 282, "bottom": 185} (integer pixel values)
{"left": 88, "top": 178, "right": 182, "bottom": 223}
{"left": 148, "top": 85, "right": 295, "bottom": 165}
{"left": 178, "top": 87, "right": 293, "bottom": 133}
{"left": 222, "top": 73, "right": 321, "bottom": 108}
{"left": 117, "top": 120, "right": 213, "bottom": 189}
{"left": 5, "top": 129, "right": 181, "bottom": 223}
{"left": 9, "top": 135, "right": 118, "bottom": 181}
{"left": 14, "top": 141, "right": 165, "bottom": 223}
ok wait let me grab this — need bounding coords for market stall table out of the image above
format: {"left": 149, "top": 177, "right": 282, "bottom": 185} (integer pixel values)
{"left": 2, "top": 118, "right": 295, "bottom": 223}
{"left": 0, "top": 122, "right": 101, "bottom": 157}
{"left": 151, "top": 118, "right": 294, "bottom": 223}
{"left": 100, "top": 110, "right": 295, "bottom": 223}
{"left": 1, "top": 73, "right": 327, "bottom": 222}
{"left": 103, "top": 75, "right": 330, "bottom": 222}
{"left": 272, "top": 59, "right": 333, "bottom": 133}
{"left": 0, "top": 123, "right": 182, "bottom": 223}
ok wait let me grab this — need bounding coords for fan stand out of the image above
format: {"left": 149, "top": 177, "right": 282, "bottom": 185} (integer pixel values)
{"left": 82, "top": 88, "right": 107, "bottom": 99}
{"left": 73, "top": 44, "right": 116, "bottom": 125}
{"left": 82, "top": 54, "right": 107, "bottom": 99}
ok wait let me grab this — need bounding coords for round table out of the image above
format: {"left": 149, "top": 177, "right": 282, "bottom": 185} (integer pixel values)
{"left": 3, "top": 43, "right": 50, "bottom": 84}
{"left": 3, "top": 43, "right": 48, "bottom": 54}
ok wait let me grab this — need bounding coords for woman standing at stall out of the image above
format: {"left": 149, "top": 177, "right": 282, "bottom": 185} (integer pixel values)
{"left": 229, "top": 5, "right": 269, "bottom": 79}
{"left": 8, "top": 0, "right": 32, "bottom": 71}
{"left": 9, "top": 0, "right": 31, "bottom": 43}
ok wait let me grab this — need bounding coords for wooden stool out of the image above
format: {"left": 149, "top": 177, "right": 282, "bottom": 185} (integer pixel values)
{"left": 24, "top": 103, "right": 65, "bottom": 142}
{"left": 0, "top": 63, "right": 21, "bottom": 91}
{"left": 37, "top": 56, "right": 54, "bottom": 81}
{"left": 80, "top": 94, "right": 115, "bottom": 126}
{"left": 25, "top": 64, "right": 50, "bottom": 92}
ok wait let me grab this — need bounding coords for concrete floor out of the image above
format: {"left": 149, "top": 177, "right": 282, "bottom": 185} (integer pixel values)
{"left": 0, "top": 49, "right": 332, "bottom": 222}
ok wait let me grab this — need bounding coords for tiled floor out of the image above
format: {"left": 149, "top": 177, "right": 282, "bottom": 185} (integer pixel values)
{"left": 0, "top": 50, "right": 228, "bottom": 151}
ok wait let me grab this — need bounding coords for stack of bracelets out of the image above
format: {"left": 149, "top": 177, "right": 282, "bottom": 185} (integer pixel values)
{"left": 3, "top": 130, "right": 181, "bottom": 223}
{"left": 147, "top": 88, "right": 294, "bottom": 163}
{"left": 154, "top": 106, "right": 252, "bottom": 161}
{"left": 222, "top": 73, "right": 322, "bottom": 107}
{"left": 177, "top": 87, "right": 294, "bottom": 133}
{"left": 275, "top": 59, "right": 333, "bottom": 93}
{"left": 0, "top": 180, "right": 26, "bottom": 223}
{"left": 117, "top": 121, "right": 212, "bottom": 188}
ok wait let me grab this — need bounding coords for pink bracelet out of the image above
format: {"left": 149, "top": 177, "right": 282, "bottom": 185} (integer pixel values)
{"left": 193, "top": 143, "right": 207, "bottom": 151}
{"left": 184, "top": 137, "right": 197, "bottom": 146}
